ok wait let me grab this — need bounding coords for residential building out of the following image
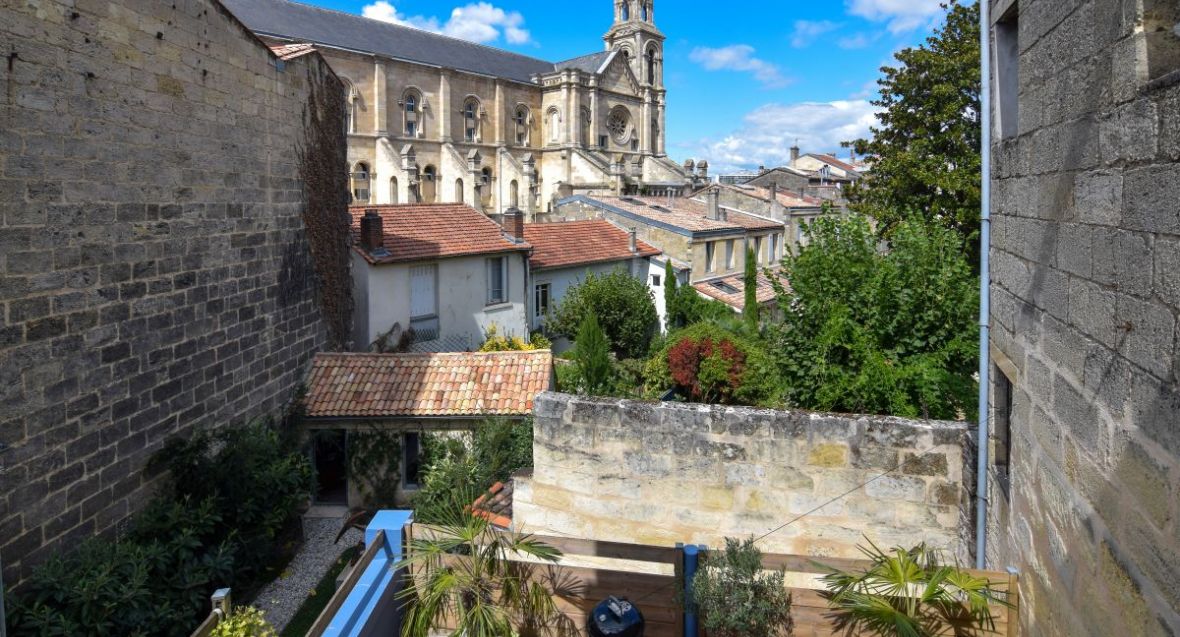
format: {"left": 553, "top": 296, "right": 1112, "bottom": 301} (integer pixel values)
{"left": 522, "top": 220, "right": 662, "bottom": 335}
{"left": 696, "top": 183, "right": 833, "bottom": 249}
{"left": 552, "top": 193, "right": 784, "bottom": 285}
{"left": 223, "top": 0, "right": 691, "bottom": 217}
{"left": 0, "top": 0, "right": 345, "bottom": 585}
{"left": 985, "top": 0, "right": 1180, "bottom": 634}
{"left": 350, "top": 205, "right": 531, "bottom": 352}
{"left": 301, "top": 350, "right": 552, "bottom": 507}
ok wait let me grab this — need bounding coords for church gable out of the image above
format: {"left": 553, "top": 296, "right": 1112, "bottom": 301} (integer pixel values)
{"left": 599, "top": 52, "right": 641, "bottom": 96}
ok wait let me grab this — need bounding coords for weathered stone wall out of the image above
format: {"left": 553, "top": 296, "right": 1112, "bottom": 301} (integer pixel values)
{"left": 514, "top": 394, "right": 974, "bottom": 560}
{"left": 987, "top": 0, "right": 1180, "bottom": 634}
{"left": 0, "top": 0, "right": 340, "bottom": 583}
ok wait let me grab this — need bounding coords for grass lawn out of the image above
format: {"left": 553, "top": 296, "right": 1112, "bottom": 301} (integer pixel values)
{"left": 280, "top": 545, "right": 361, "bottom": 637}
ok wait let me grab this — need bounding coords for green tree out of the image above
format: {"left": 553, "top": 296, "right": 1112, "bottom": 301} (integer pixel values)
{"left": 545, "top": 269, "right": 659, "bottom": 359}
{"left": 574, "top": 313, "right": 613, "bottom": 397}
{"left": 743, "top": 247, "right": 759, "bottom": 330}
{"left": 770, "top": 215, "right": 978, "bottom": 419}
{"left": 847, "top": 1, "right": 981, "bottom": 248}
{"left": 690, "top": 538, "right": 793, "bottom": 637}
{"left": 663, "top": 260, "right": 678, "bottom": 331}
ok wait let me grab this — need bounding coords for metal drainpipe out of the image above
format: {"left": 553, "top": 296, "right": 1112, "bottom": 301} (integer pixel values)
{"left": 975, "top": 0, "right": 994, "bottom": 571}
{"left": 682, "top": 544, "right": 701, "bottom": 637}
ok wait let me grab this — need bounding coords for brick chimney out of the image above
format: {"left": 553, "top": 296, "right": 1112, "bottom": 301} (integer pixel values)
{"left": 503, "top": 207, "right": 525, "bottom": 243}
{"left": 360, "top": 209, "right": 385, "bottom": 253}
{"left": 768, "top": 182, "right": 783, "bottom": 220}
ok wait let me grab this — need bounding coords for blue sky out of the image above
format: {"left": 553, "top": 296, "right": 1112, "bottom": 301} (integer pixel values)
{"left": 299, "top": 0, "right": 954, "bottom": 172}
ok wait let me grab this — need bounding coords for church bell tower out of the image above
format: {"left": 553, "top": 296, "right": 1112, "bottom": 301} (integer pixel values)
{"left": 604, "top": 0, "right": 665, "bottom": 88}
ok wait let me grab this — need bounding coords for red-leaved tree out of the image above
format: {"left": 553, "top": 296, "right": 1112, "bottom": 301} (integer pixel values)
{"left": 667, "top": 337, "right": 748, "bottom": 404}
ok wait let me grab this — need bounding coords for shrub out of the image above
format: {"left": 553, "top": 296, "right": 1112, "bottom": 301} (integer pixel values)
{"left": 545, "top": 269, "right": 659, "bottom": 359}
{"left": 573, "top": 313, "right": 613, "bottom": 397}
{"left": 645, "top": 323, "right": 781, "bottom": 407}
{"left": 668, "top": 284, "right": 734, "bottom": 329}
{"left": 689, "top": 537, "right": 793, "bottom": 637}
{"left": 212, "top": 607, "right": 278, "bottom": 637}
{"left": 479, "top": 324, "right": 549, "bottom": 351}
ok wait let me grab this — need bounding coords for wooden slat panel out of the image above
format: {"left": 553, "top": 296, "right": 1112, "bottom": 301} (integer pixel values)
{"left": 188, "top": 613, "right": 219, "bottom": 637}
{"left": 307, "top": 530, "right": 386, "bottom": 637}
{"left": 409, "top": 524, "right": 679, "bottom": 564}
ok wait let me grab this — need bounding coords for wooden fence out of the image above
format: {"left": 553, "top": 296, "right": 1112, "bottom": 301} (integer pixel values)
{"left": 405, "top": 524, "right": 1019, "bottom": 637}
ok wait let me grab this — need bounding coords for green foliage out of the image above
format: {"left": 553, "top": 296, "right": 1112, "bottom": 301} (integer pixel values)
{"left": 211, "top": 607, "right": 277, "bottom": 637}
{"left": 667, "top": 284, "right": 735, "bottom": 329}
{"left": 574, "top": 313, "right": 614, "bottom": 397}
{"left": 478, "top": 324, "right": 550, "bottom": 351}
{"left": 846, "top": 1, "right": 982, "bottom": 248}
{"left": 820, "top": 541, "right": 1009, "bottom": 637}
{"left": 411, "top": 419, "right": 534, "bottom": 525}
{"left": 663, "top": 260, "right": 678, "bottom": 331}
{"left": 344, "top": 427, "right": 402, "bottom": 507}
{"left": 397, "top": 498, "right": 582, "bottom": 637}
{"left": 743, "top": 247, "right": 760, "bottom": 330}
{"left": 770, "top": 215, "right": 978, "bottom": 419}
{"left": 645, "top": 322, "right": 782, "bottom": 407}
{"left": 689, "top": 538, "right": 793, "bottom": 637}
{"left": 545, "top": 269, "right": 659, "bottom": 359}
{"left": 7, "top": 423, "right": 310, "bottom": 637}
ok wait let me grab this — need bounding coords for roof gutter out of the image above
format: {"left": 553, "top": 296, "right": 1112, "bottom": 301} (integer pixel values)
{"left": 976, "top": 0, "right": 993, "bottom": 571}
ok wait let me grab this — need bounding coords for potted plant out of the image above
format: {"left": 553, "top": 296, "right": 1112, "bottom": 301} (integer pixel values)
{"left": 688, "top": 537, "right": 794, "bottom": 636}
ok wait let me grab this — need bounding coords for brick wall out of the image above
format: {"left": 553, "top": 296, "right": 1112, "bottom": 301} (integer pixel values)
{"left": 514, "top": 393, "right": 975, "bottom": 560}
{"left": 987, "top": 0, "right": 1180, "bottom": 634}
{"left": 0, "top": 0, "right": 341, "bottom": 583}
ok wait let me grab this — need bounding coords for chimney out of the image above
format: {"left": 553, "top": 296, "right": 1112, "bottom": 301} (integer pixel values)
{"left": 629, "top": 228, "right": 638, "bottom": 254}
{"left": 503, "top": 207, "right": 525, "bottom": 243}
{"left": 360, "top": 209, "right": 385, "bottom": 254}
{"left": 697, "top": 160, "right": 709, "bottom": 180}
{"left": 769, "top": 182, "right": 783, "bottom": 220}
{"left": 790, "top": 145, "right": 800, "bottom": 165}
{"left": 706, "top": 188, "right": 722, "bottom": 221}
{"left": 849, "top": 147, "right": 856, "bottom": 162}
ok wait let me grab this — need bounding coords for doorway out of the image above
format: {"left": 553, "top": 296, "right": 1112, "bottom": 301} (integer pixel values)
{"left": 312, "top": 429, "right": 348, "bottom": 504}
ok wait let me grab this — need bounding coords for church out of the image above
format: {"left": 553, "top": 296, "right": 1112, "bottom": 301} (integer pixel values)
{"left": 223, "top": 0, "right": 698, "bottom": 217}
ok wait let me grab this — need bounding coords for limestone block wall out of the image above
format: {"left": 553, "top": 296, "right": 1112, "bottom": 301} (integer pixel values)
{"left": 0, "top": 0, "right": 339, "bottom": 583}
{"left": 986, "top": 0, "right": 1180, "bottom": 634}
{"left": 514, "top": 394, "right": 975, "bottom": 561}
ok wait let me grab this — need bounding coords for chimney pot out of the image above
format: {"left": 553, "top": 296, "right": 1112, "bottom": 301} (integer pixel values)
{"left": 503, "top": 207, "right": 525, "bottom": 243}
{"left": 360, "top": 209, "right": 385, "bottom": 254}
{"left": 790, "top": 145, "right": 800, "bottom": 165}
{"left": 629, "top": 228, "right": 638, "bottom": 253}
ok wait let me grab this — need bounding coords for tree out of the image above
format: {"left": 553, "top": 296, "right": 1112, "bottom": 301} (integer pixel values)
{"left": 644, "top": 322, "right": 781, "bottom": 407}
{"left": 743, "top": 247, "right": 759, "bottom": 330}
{"left": 545, "top": 269, "right": 659, "bottom": 359}
{"left": 663, "top": 260, "right": 678, "bottom": 331}
{"left": 847, "top": 1, "right": 981, "bottom": 249}
{"left": 770, "top": 215, "right": 978, "bottom": 419}
{"left": 690, "top": 538, "right": 793, "bottom": 637}
{"left": 574, "top": 313, "right": 613, "bottom": 397}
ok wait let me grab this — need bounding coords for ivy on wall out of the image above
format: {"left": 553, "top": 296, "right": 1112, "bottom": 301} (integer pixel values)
{"left": 347, "top": 426, "right": 403, "bottom": 508}
{"left": 297, "top": 60, "right": 354, "bottom": 350}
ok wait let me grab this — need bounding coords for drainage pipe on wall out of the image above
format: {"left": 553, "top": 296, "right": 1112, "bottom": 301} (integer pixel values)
{"left": 975, "top": 0, "right": 994, "bottom": 571}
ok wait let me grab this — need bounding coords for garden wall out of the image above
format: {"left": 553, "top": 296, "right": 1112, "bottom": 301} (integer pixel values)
{"left": 0, "top": 0, "right": 345, "bottom": 584}
{"left": 514, "top": 393, "right": 975, "bottom": 561}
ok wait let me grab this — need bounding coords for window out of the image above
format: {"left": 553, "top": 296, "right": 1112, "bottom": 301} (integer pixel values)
{"left": 534, "top": 282, "right": 550, "bottom": 319}
{"left": 631, "top": 139, "right": 640, "bottom": 152}
{"left": 651, "top": 274, "right": 661, "bottom": 287}
{"left": 351, "top": 162, "right": 370, "bottom": 203}
{"left": 403, "top": 90, "right": 421, "bottom": 137}
{"left": 646, "top": 47, "right": 656, "bottom": 84}
{"left": 599, "top": 135, "right": 608, "bottom": 148}
{"left": 403, "top": 432, "right": 422, "bottom": 488}
{"left": 421, "top": 165, "right": 437, "bottom": 203}
{"left": 640, "top": 2, "right": 648, "bottom": 21}
{"left": 769, "top": 233, "right": 779, "bottom": 262}
{"left": 343, "top": 80, "right": 358, "bottom": 134}
{"left": 455, "top": 178, "right": 465, "bottom": 204}
{"left": 993, "top": 366, "right": 1013, "bottom": 498}
{"left": 754, "top": 237, "right": 763, "bottom": 264}
{"left": 705, "top": 242, "right": 715, "bottom": 273}
{"left": 487, "top": 257, "right": 507, "bottom": 305}
{"left": 994, "top": 5, "right": 1020, "bottom": 139}
{"left": 515, "top": 106, "right": 530, "bottom": 145}
{"left": 608, "top": 107, "right": 631, "bottom": 144}
{"left": 509, "top": 180, "right": 520, "bottom": 207}
{"left": 464, "top": 97, "right": 480, "bottom": 142}
{"left": 621, "top": 1, "right": 629, "bottom": 20}
{"left": 724, "top": 240, "right": 735, "bottom": 270}
{"left": 389, "top": 176, "right": 398, "bottom": 204}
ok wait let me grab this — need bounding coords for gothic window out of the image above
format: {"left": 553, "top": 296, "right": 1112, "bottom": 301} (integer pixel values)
{"left": 480, "top": 168, "right": 493, "bottom": 208}
{"left": 422, "top": 165, "right": 437, "bottom": 203}
{"left": 403, "top": 89, "right": 421, "bottom": 138}
{"left": 514, "top": 106, "right": 530, "bottom": 145}
{"left": 509, "top": 180, "right": 519, "bottom": 207}
{"left": 547, "top": 107, "right": 560, "bottom": 143}
{"left": 342, "top": 79, "right": 359, "bottom": 134}
{"left": 463, "top": 97, "right": 481, "bottom": 142}
{"left": 351, "top": 162, "right": 370, "bottom": 203}
{"left": 389, "top": 176, "right": 398, "bottom": 204}
{"left": 607, "top": 107, "right": 631, "bottom": 145}
{"left": 581, "top": 107, "right": 592, "bottom": 145}
{"left": 646, "top": 46, "right": 657, "bottom": 84}
{"left": 455, "top": 178, "right": 465, "bottom": 203}
{"left": 640, "top": 3, "right": 647, "bottom": 20}
{"left": 621, "top": 1, "right": 629, "bottom": 20}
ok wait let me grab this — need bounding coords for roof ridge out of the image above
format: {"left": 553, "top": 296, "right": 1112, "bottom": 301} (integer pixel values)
{"left": 254, "top": 0, "right": 557, "bottom": 67}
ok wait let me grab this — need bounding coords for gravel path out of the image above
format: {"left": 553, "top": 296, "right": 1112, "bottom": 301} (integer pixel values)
{"left": 254, "top": 513, "right": 364, "bottom": 632}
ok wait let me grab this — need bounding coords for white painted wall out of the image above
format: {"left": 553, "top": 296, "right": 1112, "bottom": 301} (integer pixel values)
{"left": 530, "top": 257, "right": 663, "bottom": 345}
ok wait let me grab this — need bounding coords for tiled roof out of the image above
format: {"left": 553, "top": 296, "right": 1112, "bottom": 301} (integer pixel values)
{"left": 303, "top": 351, "right": 553, "bottom": 418}
{"left": 554, "top": 51, "right": 613, "bottom": 74}
{"left": 268, "top": 42, "right": 317, "bottom": 60}
{"left": 692, "top": 268, "right": 785, "bottom": 311}
{"left": 470, "top": 475, "right": 524, "bottom": 529}
{"left": 808, "top": 153, "right": 862, "bottom": 175}
{"left": 746, "top": 185, "right": 825, "bottom": 208}
{"left": 223, "top": 0, "right": 564, "bottom": 84}
{"left": 590, "top": 196, "right": 745, "bottom": 233}
{"left": 523, "top": 220, "right": 660, "bottom": 271}
{"left": 350, "top": 204, "right": 530, "bottom": 265}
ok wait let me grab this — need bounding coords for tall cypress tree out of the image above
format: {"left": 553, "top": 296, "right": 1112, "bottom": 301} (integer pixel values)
{"left": 575, "top": 312, "right": 612, "bottom": 397}
{"left": 663, "top": 260, "right": 679, "bottom": 331}
{"left": 743, "top": 247, "right": 759, "bottom": 330}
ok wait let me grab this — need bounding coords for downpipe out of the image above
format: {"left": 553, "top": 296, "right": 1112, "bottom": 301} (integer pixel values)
{"left": 975, "top": 0, "right": 994, "bottom": 571}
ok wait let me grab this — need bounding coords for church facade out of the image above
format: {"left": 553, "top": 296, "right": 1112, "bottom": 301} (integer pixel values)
{"left": 224, "top": 0, "right": 695, "bottom": 217}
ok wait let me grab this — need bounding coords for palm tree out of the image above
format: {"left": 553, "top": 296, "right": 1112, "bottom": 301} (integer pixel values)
{"left": 395, "top": 493, "right": 583, "bottom": 637}
{"left": 819, "top": 541, "right": 1010, "bottom": 637}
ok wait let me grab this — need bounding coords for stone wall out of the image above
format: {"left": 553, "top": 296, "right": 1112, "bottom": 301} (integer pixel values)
{"left": 987, "top": 0, "right": 1180, "bottom": 634}
{"left": 514, "top": 393, "right": 975, "bottom": 560}
{"left": 0, "top": 0, "right": 341, "bottom": 583}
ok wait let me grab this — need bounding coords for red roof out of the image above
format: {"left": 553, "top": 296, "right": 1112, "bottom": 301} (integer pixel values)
{"left": 692, "top": 268, "right": 786, "bottom": 311}
{"left": 809, "top": 153, "right": 861, "bottom": 174}
{"left": 523, "top": 220, "right": 660, "bottom": 271}
{"left": 303, "top": 351, "right": 553, "bottom": 418}
{"left": 350, "top": 204, "right": 530, "bottom": 264}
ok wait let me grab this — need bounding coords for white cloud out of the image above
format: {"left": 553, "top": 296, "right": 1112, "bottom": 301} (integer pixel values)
{"left": 845, "top": 0, "right": 945, "bottom": 34}
{"left": 361, "top": 1, "right": 532, "bottom": 45}
{"left": 790, "top": 20, "right": 841, "bottom": 48}
{"left": 684, "top": 100, "right": 881, "bottom": 173}
{"left": 689, "top": 45, "right": 790, "bottom": 89}
{"left": 837, "top": 32, "right": 877, "bottom": 49}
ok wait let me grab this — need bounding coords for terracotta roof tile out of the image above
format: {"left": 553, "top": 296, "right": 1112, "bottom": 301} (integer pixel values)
{"left": 303, "top": 351, "right": 552, "bottom": 418}
{"left": 350, "top": 204, "right": 530, "bottom": 265}
{"left": 268, "top": 42, "right": 317, "bottom": 60}
{"left": 692, "top": 268, "right": 786, "bottom": 311}
{"left": 592, "top": 196, "right": 743, "bottom": 233}
{"left": 808, "top": 153, "right": 861, "bottom": 174}
{"left": 523, "top": 220, "right": 661, "bottom": 271}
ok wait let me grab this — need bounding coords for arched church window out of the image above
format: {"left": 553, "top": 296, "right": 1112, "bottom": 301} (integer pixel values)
{"left": 422, "top": 165, "right": 437, "bottom": 203}
{"left": 515, "top": 106, "right": 530, "bottom": 145}
{"left": 509, "top": 180, "right": 520, "bottom": 207}
{"left": 455, "top": 178, "right": 465, "bottom": 203}
{"left": 463, "top": 97, "right": 481, "bottom": 142}
{"left": 389, "top": 176, "right": 398, "bottom": 204}
{"left": 640, "top": 3, "right": 647, "bottom": 20}
{"left": 547, "top": 107, "right": 560, "bottom": 143}
{"left": 351, "top": 162, "right": 370, "bottom": 203}
{"left": 607, "top": 107, "right": 631, "bottom": 145}
{"left": 342, "top": 79, "right": 359, "bottom": 134}
{"left": 621, "top": 1, "right": 629, "bottom": 21}
{"left": 403, "top": 89, "right": 421, "bottom": 137}
{"left": 646, "top": 47, "right": 657, "bottom": 84}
